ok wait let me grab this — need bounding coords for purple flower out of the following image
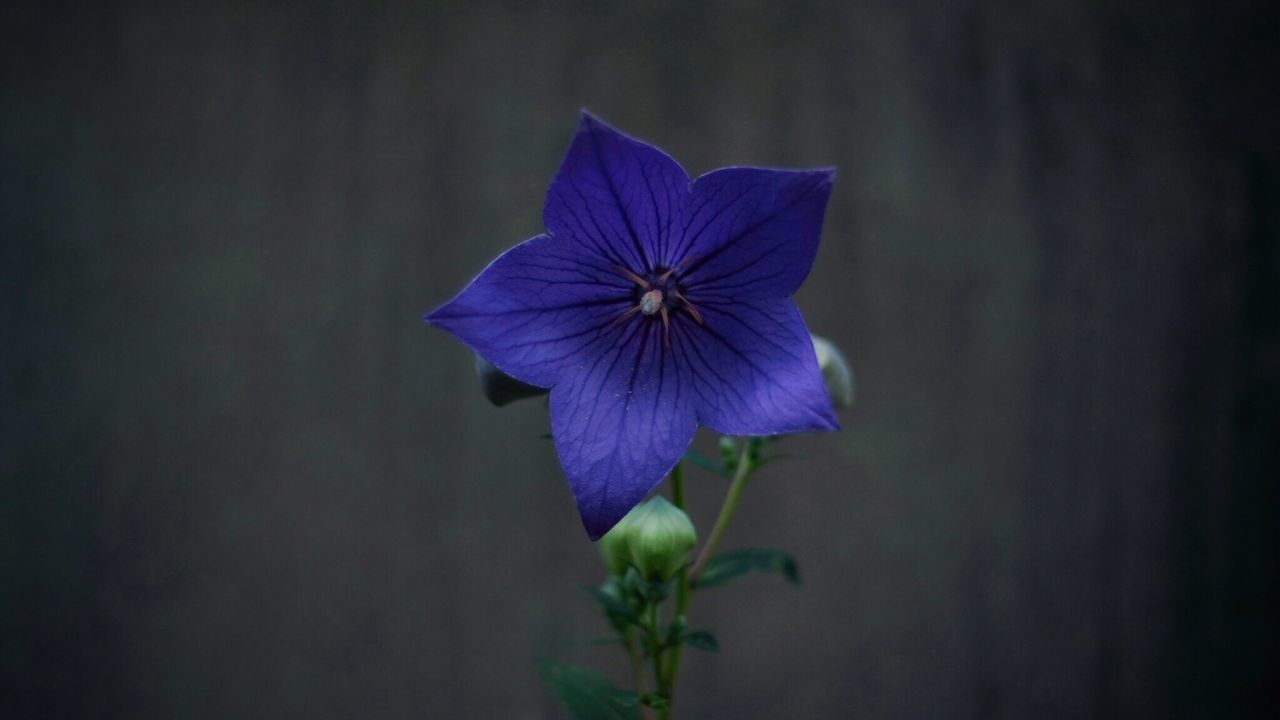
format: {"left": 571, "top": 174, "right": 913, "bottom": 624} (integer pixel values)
{"left": 426, "top": 113, "right": 838, "bottom": 539}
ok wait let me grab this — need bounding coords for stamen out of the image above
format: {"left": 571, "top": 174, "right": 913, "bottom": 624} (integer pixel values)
{"left": 669, "top": 290, "right": 704, "bottom": 325}
{"left": 659, "top": 255, "right": 697, "bottom": 283}
{"left": 615, "top": 265, "right": 651, "bottom": 289}
{"left": 609, "top": 305, "right": 642, "bottom": 328}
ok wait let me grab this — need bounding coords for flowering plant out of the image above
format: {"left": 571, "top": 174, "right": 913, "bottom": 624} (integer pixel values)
{"left": 426, "top": 113, "right": 852, "bottom": 718}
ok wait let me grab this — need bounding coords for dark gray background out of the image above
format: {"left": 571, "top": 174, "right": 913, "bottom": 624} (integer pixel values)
{"left": 3, "top": 1, "right": 1277, "bottom": 718}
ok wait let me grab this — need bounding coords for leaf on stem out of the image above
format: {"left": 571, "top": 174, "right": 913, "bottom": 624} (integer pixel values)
{"left": 682, "top": 447, "right": 730, "bottom": 478}
{"left": 537, "top": 659, "right": 642, "bottom": 720}
{"left": 681, "top": 630, "right": 720, "bottom": 652}
{"left": 693, "top": 548, "right": 801, "bottom": 589}
{"left": 638, "top": 692, "right": 670, "bottom": 710}
{"left": 755, "top": 452, "right": 799, "bottom": 469}
{"left": 586, "top": 586, "right": 641, "bottom": 629}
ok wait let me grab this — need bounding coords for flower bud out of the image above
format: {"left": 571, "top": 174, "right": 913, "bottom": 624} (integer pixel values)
{"left": 625, "top": 496, "right": 697, "bottom": 581}
{"left": 810, "top": 334, "right": 855, "bottom": 409}
{"left": 598, "top": 510, "right": 637, "bottom": 576}
{"left": 473, "top": 354, "right": 549, "bottom": 407}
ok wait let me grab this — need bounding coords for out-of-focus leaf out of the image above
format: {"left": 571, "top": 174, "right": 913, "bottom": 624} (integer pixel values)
{"left": 622, "top": 566, "right": 672, "bottom": 604}
{"left": 586, "top": 586, "right": 640, "bottom": 629}
{"left": 474, "top": 354, "right": 549, "bottom": 406}
{"left": 755, "top": 452, "right": 799, "bottom": 469}
{"left": 694, "top": 548, "right": 801, "bottom": 589}
{"left": 638, "top": 692, "right": 670, "bottom": 710}
{"left": 587, "top": 637, "right": 628, "bottom": 647}
{"left": 682, "top": 447, "right": 729, "bottom": 478}
{"left": 537, "top": 659, "right": 641, "bottom": 720}
{"left": 682, "top": 630, "right": 719, "bottom": 652}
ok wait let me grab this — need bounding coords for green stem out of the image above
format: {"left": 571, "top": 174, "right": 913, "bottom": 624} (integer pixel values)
{"left": 668, "top": 463, "right": 689, "bottom": 637}
{"left": 661, "top": 463, "right": 691, "bottom": 718}
{"left": 670, "top": 461, "right": 685, "bottom": 509}
{"left": 624, "top": 629, "right": 652, "bottom": 720}
{"left": 625, "top": 629, "right": 645, "bottom": 693}
{"left": 689, "top": 442, "right": 755, "bottom": 585}
{"left": 662, "top": 445, "right": 759, "bottom": 719}
{"left": 646, "top": 603, "right": 663, "bottom": 700}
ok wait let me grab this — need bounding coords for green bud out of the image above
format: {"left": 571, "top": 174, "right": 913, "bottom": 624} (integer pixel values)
{"left": 719, "top": 436, "right": 738, "bottom": 469}
{"left": 598, "top": 510, "right": 637, "bottom": 576}
{"left": 626, "top": 496, "right": 697, "bottom": 581}
{"left": 473, "top": 354, "right": 549, "bottom": 407}
{"left": 810, "top": 334, "right": 855, "bottom": 409}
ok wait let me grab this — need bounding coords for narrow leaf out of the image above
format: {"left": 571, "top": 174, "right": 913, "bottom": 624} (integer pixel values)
{"left": 756, "top": 452, "right": 799, "bottom": 469}
{"left": 537, "top": 659, "right": 642, "bottom": 720}
{"left": 693, "top": 548, "right": 801, "bottom": 589}
{"left": 682, "top": 447, "right": 729, "bottom": 478}
{"left": 683, "top": 630, "right": 719, "bottom": 652}
{"left": 586, "top": 587, "right": 640, "bottom": 628}
{"left": 638, "top": 692, "right": 670, "bottom": 710}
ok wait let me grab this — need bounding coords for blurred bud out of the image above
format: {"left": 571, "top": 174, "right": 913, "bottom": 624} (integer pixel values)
{"left": 473, "top": 354, "right": 549, "bottom": 407}
{"left": 810, "top": 334, "right": 855, "bottom": 409}
{"left": 626, "top": 496, "right": 697, "bottom": 581}
{"left": 598, "top": 510, "right": 637, "bottom": 576}
{"left": 719, "top": 436, "right": 737, "bottom": 469}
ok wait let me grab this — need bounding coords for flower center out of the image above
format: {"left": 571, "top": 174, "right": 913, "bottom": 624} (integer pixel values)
{"left": 639, "top": 289, "right": 664, "bottom": 316}
{"left": 610, "top": 264, "right": 705, "bottom": 347}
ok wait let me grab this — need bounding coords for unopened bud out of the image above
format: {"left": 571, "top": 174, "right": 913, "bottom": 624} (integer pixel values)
{"left": 626, "top": 496, "right": 696, "bottom": 581}
{"left": 598, "top": 510, "right": 637, "bottom": 576}
{"left": 474, "top": 354, "right": 549, "bottom": 407}
{"left": 811, "top": 334, "right": 855, "bottom": 409}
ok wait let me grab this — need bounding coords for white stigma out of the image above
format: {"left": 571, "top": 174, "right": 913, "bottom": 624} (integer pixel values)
{"left": 639, "top": 289, "right": 664, "bottom": 316}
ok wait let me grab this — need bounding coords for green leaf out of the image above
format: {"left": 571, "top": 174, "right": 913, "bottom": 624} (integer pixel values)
{"left": 693, "top": 548, "right": 801, "bottom": 589}
{"left": 682, "top": 630, "right": 719, "bottom": 652}
{"left": 537, "top": 659, "right": 641, "bottom": 720}
{"left": 586, "top": 587, "right": 640, "bottom": 629}
{"left": 587, "top": 637, "right": 628, "bottom": 647}
{"left": 622, "top": 566, "right": 672, "bottom": 604}
{"left": 755, "top": 452, "right": 799, "bottom": 469}
{"left": 682, "top": 447, "right": 729, "bottom": 478}
{"left": 638, "top": 692, "right": 670, "bottom": 710}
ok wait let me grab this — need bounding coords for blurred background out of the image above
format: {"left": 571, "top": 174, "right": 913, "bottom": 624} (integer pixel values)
{"left": 3, "top": 1, "right": 1277, "bottom": 717}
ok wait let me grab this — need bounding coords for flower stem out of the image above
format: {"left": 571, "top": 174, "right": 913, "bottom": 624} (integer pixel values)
{"left": 624, "top": 629, "right": 652, "bottom": 720}
{"left": 660, "top": 444, "right": 758, "bottom": 718}
{"left": 689, "top": 442, "right": 755, "bottom": 585}
{"left": 658, "top": 461, "right": 688, "bottom": 719}
{"left": 670, "top": 461, "right": 685, "bottom": 509}
{"left": 625, "top": 629, "right": 645, "bottom": 693}
{"left": 646, "top": 603, "right": 663, "bottom": 700}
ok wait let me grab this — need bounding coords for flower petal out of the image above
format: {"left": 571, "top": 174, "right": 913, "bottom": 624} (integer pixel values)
{"left": 671, "top": 296, "right": 838, "bottom": 435}
{"left": 550, "top": 320, "right": 696, "bottom": 539}
{"left": 424, "top": 234, "right": 632, "bottom": 389}
{"left": 676, "top": 168, "right": 834, "bottom": 299}
{"left": 544, "top": 112, "right": 691, "bottom": 274}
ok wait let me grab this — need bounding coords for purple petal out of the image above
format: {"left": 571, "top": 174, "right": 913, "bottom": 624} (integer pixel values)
{"left": 544, "top": 113, "right": 691, "bottom": 275}
{"left": 550, "top": 320, "right": 697, "bottom": 539}
{"left": 672, "top": 296, "right": 838, "bottom": 436}
{"left": 676, "top": 168, "right": 834, "bottom": 299}
{"left": 425, "top": 234, "right": 632, "bottom": 389}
